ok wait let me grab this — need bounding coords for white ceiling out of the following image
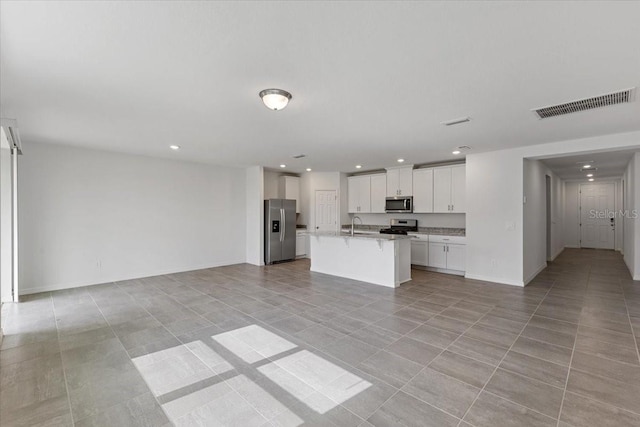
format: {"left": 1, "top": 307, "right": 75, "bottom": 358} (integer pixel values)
{"left": 540, "top": 149, "right": 637, "bottom": 181}
{"left": 1, "top": 1, "right": 640, "bottom": 173}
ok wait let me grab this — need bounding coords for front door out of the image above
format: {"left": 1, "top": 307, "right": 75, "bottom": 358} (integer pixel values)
{"left": 315, "top": 190, "right": 337, "bottom": 232}
{"left": 580, "top": 182, "right": 615, "bottom": 249}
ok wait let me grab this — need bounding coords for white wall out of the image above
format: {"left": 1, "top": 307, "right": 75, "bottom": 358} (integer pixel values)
{"left": 347, "top": 213, "right": 465, "bottom": 228}
{"left": 466, "top": 130, "right": 640, "bottom": 287}
{"left": 522, "top": 159, "right": 564, "bottom": 284}
{"left": 563, "top": 182, "right": 580, "bottom": 248}
{"left": 623, "top": 152, "right": 640, "bottom": 280}
{"left": 19, "top": 142, "right": 247, "bottom": 294}
{"left": 246, "top": 166, "right": 264, "bottom": 266}
{"left": 523, "top": 159, "right": 548, "bottom": 283}
{"left": 263, "top": 170, "right": 280, "bottom": 200}
{"left": 0, "top": 149, "right": 11, "bottom": 301}
{"left": 1, "top": 131, "right": 12, "bottom": 303}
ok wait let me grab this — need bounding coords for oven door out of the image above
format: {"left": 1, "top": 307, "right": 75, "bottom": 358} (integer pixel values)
{"left": 385, "top": 197, "right": 413, "bottom": 213}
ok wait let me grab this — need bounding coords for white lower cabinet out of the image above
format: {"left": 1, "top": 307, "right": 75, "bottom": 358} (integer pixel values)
{"left": 410, "top": 240, "right": 428, "bottom": 266}
{"left": 428, "top": 242, "right": 448, "bottom": 269}
{"left": 428, "top": 240, "right": 465, "bottom": 272}
{"left": 445, "top": 244, "right": 466, "bottom": 271}
{"left": 296, "top": 233, "right": 308, "bottom": 257}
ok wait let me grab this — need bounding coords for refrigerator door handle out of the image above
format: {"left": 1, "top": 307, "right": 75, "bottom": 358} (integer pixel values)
{"left": 281, "top": 208, "right": 286, "bottom": 242}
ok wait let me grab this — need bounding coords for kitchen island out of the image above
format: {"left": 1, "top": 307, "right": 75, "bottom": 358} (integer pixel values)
{"left": 307, "top": 232, "right": 411, "bottom": 288}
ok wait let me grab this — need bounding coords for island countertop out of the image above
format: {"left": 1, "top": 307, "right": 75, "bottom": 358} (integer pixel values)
{"left": 302, "top": 231, "right": 413, "bottom": 241}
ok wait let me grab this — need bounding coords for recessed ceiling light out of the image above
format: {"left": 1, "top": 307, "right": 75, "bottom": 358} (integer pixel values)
{"left": 259, "top": 89, "right": 292, "bottom": 111}
{"left": 280, "top": 164, "right": 286, "bottom": 168}
{"left": 588, "top": 178, "right": 595, "bottom": 182}
{"left": 452, "top": 150, "right": 461, "bottom": 155}
{"left": 169, "top": 145, "right": 180, "bottom": 150}
{"left": 355, "top": 165, "right": 362, "bottom": 169}
{"left": 306, "top": 168, "right": 312, "bottom": 172}
{"left": 583, "top": 164, "right": 592, "bottom": 169}
{"left": 397, "top": 158, "right": 405, "bottom": 163}
{"left": 586, "top": 173, "right": 593, "bottom": 177}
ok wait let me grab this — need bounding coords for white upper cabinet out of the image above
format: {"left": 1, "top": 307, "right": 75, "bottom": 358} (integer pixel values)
{"left": 412, "top": 169, "right": 434, "bottom": 213}
{"left": 278, "top": 176, "right": 301, "bottom": 213}
{"left": 347, "top": 175, "right": 371, "bottom": 213}
{"left": 433, "top": 165, "right": 465, "bottom": 213}
{"left": 450, "top": 165, "right": 466, "bottom": 213}
{"left": 386, "top": 167, "right": 413, "bottom": 197}
{"left": 370, "top": 174, "right": 387, "bottom": 213}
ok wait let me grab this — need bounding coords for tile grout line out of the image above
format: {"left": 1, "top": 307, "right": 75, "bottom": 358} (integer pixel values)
{"left": 87, "top": 282, "right": 177, "bottom": 426}
{"left": 360, "top": 290, "right": 523, "bottom": 425}
{"left": 621, "top": 280, "right": 640, "bottom": 365}
{"left": 455, "top": 281, "right": 556, "bottom": 427}
{"left": 139, "top": 275, "right": 355, "bottom": 426}
{"left": 50, "top": 292, "right": 76, "bottom": 427}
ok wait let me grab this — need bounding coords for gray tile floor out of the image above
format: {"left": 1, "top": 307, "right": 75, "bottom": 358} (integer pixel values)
{"left": 2, "top": 248, "right": 640, "bottom": 426}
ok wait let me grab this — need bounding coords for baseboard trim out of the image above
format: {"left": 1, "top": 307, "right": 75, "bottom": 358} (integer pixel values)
{"left": 548, "top": 247, "right": 565, "bottom": 262}
{"left": 464, "top": 273, "right": 524, "bottom": 287}
{"left": 564, "top": 245, "right": 580, "bottom": 249}
{"left": 19, "top": 259, "right": 246, "bottom": 295}
{"left": 524, "top": 263, "right": 548, "bottom": 285}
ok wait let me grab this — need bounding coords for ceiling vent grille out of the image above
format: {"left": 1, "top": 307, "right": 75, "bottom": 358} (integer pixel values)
{"left": 532, "top": 88, "right": 635, "bottom": 119}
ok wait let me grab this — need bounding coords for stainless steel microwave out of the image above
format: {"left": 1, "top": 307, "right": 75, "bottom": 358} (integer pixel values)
{"left": 385, "top": 196, "right": 413, "bottom": 213}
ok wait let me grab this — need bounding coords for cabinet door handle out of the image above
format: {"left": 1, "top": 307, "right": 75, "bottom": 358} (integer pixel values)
{"left": 447, "top": 245, "right": 449, "bottom": 252}
{"left": 451, "top": 204, "right": 454, "bottom": 212}
{"left": 443, "top": 246, "right": 446, "bottom": 252}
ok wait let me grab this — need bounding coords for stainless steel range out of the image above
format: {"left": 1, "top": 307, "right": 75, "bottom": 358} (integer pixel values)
{"left": 379, "top": 219, "right": 418, "bottom": 235}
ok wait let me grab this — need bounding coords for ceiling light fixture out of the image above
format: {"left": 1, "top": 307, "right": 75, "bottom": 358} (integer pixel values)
{"left": 586, "top": 173, "right": 593, "bottom": 177}
{"left": 452, "top": 150, "right": 461, "bottom": 155}
{"left": 397, "top": 158, "right": 405, "bottom": 163}
{"left": 280, "top": 164, "right": 286, "bottom": 168}
{"left": 169, "top": 145, "right": 180, "bottom": 150}
{"left": 588, "top": 178, "right": 595, "bottom": 182}
{"left": 259, "top": 89, "right": 292, "bottom": 111}
{"left": 583, "top": 164, "right": 592, "bottom": 169}
{"left": 306, "top": 168, "right": 312, "bottom": 172}
{"left": 355, "top": 165, "right": 362, "bottom": 169}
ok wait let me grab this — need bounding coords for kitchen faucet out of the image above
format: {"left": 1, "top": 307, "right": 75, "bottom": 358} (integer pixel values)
{"left": 351, "top": 216, "right": 363, "bottom": 236}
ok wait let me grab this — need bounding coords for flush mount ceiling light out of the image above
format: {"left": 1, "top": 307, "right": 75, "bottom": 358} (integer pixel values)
{"left": 279, "top": 164, "right": 286, "bottom": 168}
{"left": 397, "top": 158, "right": 405, "bottom": 163}
{"left": 586, "top": 173, "right": 594, "bottom": 177}
{"left": 169, "top": 145, "right": 180, "bottom": 150}
{"left": 259, "top": 89, "right": 292, "bottom": 111}
{"left": 306, "top": 168, "right": 312, "bottom": 172}
{"left": 355, "top": 165, "right": 362, "bottom": 169}
{"left": 588, "top": 178, "right": 595, "bottom": 182}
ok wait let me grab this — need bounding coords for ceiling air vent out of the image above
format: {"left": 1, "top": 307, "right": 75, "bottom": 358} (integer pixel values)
{"left": 532, "top": 88, "right": 635, "bottom": 119}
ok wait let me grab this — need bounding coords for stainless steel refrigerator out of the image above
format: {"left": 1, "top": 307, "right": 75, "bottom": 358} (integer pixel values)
{"left": 264, "top": 199, "right": 297, "bottom": 264}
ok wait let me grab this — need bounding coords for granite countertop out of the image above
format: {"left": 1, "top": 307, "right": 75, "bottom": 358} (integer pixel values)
{"left": 304, "top": 231, "right": 413, "bottom": 241}
{"left": 340, "top": 225, "right": 466, "bottom": 237}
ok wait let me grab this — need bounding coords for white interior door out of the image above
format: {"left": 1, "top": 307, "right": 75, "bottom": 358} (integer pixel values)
{"left": 580, "top": 182, "right": 615, "bottom": 249}
{"left": 315, "top": 190, "right": 337, "bottom": 232}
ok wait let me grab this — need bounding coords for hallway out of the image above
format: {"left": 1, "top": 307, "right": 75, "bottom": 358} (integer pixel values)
{"left": 1, "top": 248, "right": 639, "bottom": 426}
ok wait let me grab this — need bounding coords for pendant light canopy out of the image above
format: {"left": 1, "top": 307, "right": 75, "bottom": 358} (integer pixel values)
{"left": 259, "top": 88, "right": 292, "bottom": 111}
